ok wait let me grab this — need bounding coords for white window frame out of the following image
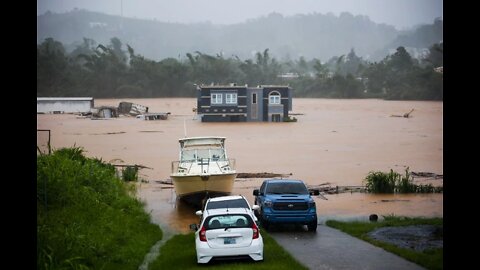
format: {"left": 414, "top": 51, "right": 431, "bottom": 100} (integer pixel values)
{"left": 269, "top": 91, "right": 281, "bottom": 104}
{"left": 225, "top": 93, "right": 237, "bottom": 104}
{"left": 211, "top": 93, "right": 222, "bottom": 105}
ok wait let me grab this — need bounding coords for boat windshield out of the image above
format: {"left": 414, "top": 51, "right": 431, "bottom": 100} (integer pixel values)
{"left": 181, "top": 148, "right": 226, "bottom": 162}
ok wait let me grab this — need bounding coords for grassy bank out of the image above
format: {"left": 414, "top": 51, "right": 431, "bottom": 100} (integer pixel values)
{"left": 37, "top": 147, "right": 163, "bottom": 270}
{"left": 148, "top": 231, "right": 308, "bottom": 270}
{"left": 326, "top": 216, "right": 443, "bottom": 270}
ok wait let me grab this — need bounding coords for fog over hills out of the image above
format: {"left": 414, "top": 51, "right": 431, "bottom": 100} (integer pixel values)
{"left": 37, "top": 9, "right": 442, "bottom": 62}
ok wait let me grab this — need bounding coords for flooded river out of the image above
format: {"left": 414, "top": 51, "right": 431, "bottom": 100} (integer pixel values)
{"left": 37, "top": 98, "right": 443, "bottom": 233}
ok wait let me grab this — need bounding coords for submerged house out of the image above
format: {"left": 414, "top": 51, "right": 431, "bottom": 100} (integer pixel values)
{"left": 196, "top": 84, "right": 292, "bottom": 122}
{"left": 91, "top": 106, "right": 118, "bottom": 119}
{"left": 118, "top": 101, "right": 149, "bottom": 116}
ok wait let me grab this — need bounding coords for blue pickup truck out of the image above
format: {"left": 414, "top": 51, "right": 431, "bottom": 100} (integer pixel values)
{"left": 253, "top": 179, "right": 319, "bottom": 232}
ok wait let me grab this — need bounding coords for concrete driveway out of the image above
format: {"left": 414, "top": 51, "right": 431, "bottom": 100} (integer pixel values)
{"left": 268, "top": 224, "right": 425, "bottom": 270}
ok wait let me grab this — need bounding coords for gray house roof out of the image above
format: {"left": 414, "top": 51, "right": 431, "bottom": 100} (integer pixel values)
{"left": 37, "top": 97, "right": 94, "bottom": 101}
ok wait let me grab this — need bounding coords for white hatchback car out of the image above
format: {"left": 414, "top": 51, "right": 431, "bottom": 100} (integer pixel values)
{"left": 196, "top": 195, "right": 260, "bottom": 222}
{"left": 191, "top": 208, "right": 264, "bottom": 264}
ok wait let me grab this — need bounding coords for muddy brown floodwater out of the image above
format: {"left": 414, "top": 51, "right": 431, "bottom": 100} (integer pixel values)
{"left": 37, "top": 98, "right": 443, "bottom": 233}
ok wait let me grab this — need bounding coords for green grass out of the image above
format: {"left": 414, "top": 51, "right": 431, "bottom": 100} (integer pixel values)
{"left": 326, "top": 216, "right": 443, "bottom": 270}
{"left": 148, "top": 231, "right": 308, "bottom": 270}
{"left": 37, "top": 147, "right": 163, "bottom": 270}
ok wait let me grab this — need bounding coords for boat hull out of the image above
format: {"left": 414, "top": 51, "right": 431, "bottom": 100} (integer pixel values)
{"left": 171, "top": 173, "right": 236, "bottom": 206}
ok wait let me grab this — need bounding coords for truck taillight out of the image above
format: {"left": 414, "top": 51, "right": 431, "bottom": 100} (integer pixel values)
{"left": 199, "top": 226, "right": 207, "bottom": 242}
{"left": 252, "top": 222, "right": 259, "bottom": 239}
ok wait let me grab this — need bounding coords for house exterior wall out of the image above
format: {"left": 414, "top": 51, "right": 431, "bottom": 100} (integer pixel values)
{"left": 262, "top": 87, "right": 291, "bottom": 122}
{"left": 196, "top": 85, "right": 291, "bottom": 122}
{"left": 246, "top": 88, "right": 263, "bottom": 122}
{"left": 198, "top": 87, "right": 248, "bottom": 122}
{"left": 37, "top": 98, "right": 94, "bottom": 113}
{"left": 288, "top": 88, "right": 293, "bottom": 111}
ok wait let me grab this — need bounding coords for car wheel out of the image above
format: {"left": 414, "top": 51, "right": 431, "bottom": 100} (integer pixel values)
{"left": 307, "top": 220, "right": 317, "bottom": 232}
{"left": 261, "top": 217, "right": 270, "bottom": 230}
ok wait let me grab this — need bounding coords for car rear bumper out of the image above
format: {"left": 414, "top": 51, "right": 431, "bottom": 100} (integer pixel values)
{"left": 196, "top": 237, "right": 264, "bottom": 263}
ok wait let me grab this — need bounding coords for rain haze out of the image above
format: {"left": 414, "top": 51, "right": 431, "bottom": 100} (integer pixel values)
{"left": 37, "top": 1, "right": 444, "bottom": 268}
{"left": 37, "top": 0, "right": 443, "bottom": 30}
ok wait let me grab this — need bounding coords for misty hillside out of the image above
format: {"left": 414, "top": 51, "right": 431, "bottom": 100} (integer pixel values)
{"left": 37, "top": 9, "right": 442, "bottom": 62}
{"left": 372, "top": 18, "right": 443, "bottom": 60}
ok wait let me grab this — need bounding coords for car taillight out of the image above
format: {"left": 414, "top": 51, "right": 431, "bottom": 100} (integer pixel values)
{"left": 252, "top": 222, "right": 259, "bottom": 239}
{"left": 199, "top": 226, "right": 207, "bottom": 242}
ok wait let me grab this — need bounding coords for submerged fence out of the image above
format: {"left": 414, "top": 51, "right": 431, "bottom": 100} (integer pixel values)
{"left": 37, "top": 129, "right": 51, "bottom": 155}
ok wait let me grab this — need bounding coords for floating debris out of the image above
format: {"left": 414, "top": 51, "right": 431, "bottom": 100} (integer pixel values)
{"left": 390, "top": 108, "right": 414, "bottom": 118}
{"left": 155, "top": 179, "right": 173, "bottom": 185}
{"left": 236, "top": 172, "right": 292, "bottom": 178}
{"left": 411, "top": 171, "right": 443, "bottom": 179}
{"left": 136, "top": 112, "right": 171, "bottom": 120}
{"left": 118, "top": 102, "right": 149, "bottom": 116}
{"left": 90, "top": 131, "right": 126, "bottom": 135}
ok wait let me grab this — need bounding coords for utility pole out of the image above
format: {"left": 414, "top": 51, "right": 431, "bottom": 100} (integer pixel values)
{"left": 120, "top": 0, "right": 123, "bottom": 31}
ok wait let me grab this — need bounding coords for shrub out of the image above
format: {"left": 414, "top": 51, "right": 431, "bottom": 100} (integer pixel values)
{"left": 283, "top": 116, "right": 298, "bottom": 122}
{"left": 364, "top": 170, "right": 398, "bottom": 193}
{"left": 122, "top": 166, "right": 138, "bottom": 182}
{"left": 395, "top": 168, "right": 416, "bottom": 193}
{"left": 364, "top": 168, "right": 442, "bottom": 194}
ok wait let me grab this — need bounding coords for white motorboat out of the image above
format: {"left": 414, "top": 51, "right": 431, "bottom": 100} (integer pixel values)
{"left": 171, "top": 136, "right": 236, "bottom": 205}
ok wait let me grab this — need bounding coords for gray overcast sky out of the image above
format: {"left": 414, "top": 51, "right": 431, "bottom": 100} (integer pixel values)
{"left": 37, "top": 0, "right": 443, "bottom": 30}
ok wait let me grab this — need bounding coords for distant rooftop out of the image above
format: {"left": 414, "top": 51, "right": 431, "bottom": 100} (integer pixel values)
{"left": 37, "top": 97, "right": 94, "bottom": 101}
{"left": 259, "top": 85, "right": 290, "bottom": 88}
{"left": 198, "top": 84, "right": 290, "bottom": 88}
{"left": 198, "top": 83, "right": 247, "bottom": 88}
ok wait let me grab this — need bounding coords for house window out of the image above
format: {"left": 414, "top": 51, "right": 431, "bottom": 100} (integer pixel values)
{"left": 269, "top": 91, "right": 281, "bottom": 104}
{"left": 252, "top": 93, "right": 257, "bottom": 104}
{"left": 225, "top": 93, "right": 237, "bottom": 104}
{"left": 211, "top": 93, "right": 222, "bottom": 105}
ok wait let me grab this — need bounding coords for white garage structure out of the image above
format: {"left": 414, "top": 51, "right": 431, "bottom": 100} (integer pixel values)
{"left": 37, "top": 97, "right": 94, "bottom": 114}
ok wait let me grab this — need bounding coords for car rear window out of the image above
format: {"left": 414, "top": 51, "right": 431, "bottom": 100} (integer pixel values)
{"left": 206, "top": 198, "right": 249, "bottom": 210}
{"left": 205, "top": 214, "right": 252, "bottom": 230}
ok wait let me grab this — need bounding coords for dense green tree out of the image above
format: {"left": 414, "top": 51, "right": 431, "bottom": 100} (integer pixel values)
{"left": 37, "top": 37, "right": 442, "bottom": 100}
{"left": 362, "top": 62, "right": 387, "bottom": 95}
{"left": 37, "top": 38, "right": 69, "bottom": 96}
{"left": 313, "top": 59, "right": 328, "bottom": 79}
{"left": 109, "top": 37, "right": 128, "bottom": 65}
{"left": 344, "top": 48, "right": 363, "bottom": 75}
{"left": 386, "top": 46, "right": 414, "bottom": 72}
{"left": 423, "top": 42, "right": 443, "bottom": 68}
